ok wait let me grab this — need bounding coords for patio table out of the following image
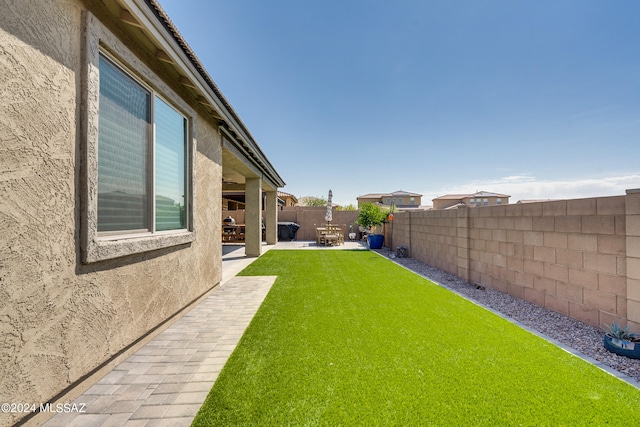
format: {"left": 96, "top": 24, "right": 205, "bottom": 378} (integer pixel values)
{"left": 316, "top": 226, "right": 342, "bottom": 246}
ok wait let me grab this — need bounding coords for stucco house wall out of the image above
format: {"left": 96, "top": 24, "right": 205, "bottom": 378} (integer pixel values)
{"left": 0, "top": 1, "right": 234, "bottom": 425}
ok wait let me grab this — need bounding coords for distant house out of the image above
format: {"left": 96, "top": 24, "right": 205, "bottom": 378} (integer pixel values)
{"left": 357, "top": 190, "right": 423, "bottom": 209}
{"left": 432, "top": 191, "right": 510, "bottom": 210}
{"left": 278, "top": 191, "right": 298, "bottom": 207}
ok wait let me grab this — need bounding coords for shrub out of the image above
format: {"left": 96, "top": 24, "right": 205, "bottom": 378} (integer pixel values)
{"left": 605, "top": 322, "right": 640, "bottom": 342}
{"left": 356, "top": 202, "right": 387, "bottom": 233}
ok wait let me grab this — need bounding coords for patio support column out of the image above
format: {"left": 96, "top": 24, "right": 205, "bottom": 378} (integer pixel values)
{"left": 245, "top": 177, "right": 262, "bottom": 257}
{"left": 265, "top": 190, "right": 278, "bottom": 245}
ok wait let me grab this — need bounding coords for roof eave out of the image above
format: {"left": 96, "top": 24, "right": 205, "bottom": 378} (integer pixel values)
{"left": 118, "top": 0, "right": 285, "bottom": 188}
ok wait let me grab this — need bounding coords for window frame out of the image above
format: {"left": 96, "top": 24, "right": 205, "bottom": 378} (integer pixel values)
{"left": 81, "top": 12, "right": 195, "bottom": 263}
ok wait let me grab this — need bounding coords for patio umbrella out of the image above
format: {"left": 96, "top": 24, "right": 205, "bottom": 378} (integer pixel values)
{"left": 325, "top": 189, "right": 333, "bottom": 225}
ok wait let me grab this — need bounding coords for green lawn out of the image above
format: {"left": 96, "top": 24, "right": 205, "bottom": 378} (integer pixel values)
{"left": 192, "top": 250, "right": 640, "bottom": 426}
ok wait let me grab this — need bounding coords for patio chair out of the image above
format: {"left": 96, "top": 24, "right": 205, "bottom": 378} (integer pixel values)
{"left": 338, "top": 224, "right": 346, "bottom": 245}
{"left": 323, "top": 231, "right": 339, "bottom": 246}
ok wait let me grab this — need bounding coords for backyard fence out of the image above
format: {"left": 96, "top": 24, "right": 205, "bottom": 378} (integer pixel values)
{"left": 222, "top": 207, "right": 360, "bottom": 242}
{"left": 223, "top": 190, "right": 640, "bottom": 331}
{"left": 387, "top": 189, "right": 640, "bottom": 331}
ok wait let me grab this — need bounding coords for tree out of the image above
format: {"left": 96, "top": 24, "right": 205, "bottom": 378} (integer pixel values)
{"left": 298, "top": 196, "right": 327, "bottom": 207}
{"left": 356, "top": 202, "right": 388, "bottom": 233}
{"left": 336, "top": 203, "right": 357, "bottom": 211}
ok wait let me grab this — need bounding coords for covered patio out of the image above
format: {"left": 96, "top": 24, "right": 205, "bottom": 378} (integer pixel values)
{"left": 219, "top": 120, "right": 284, "bottom": 257}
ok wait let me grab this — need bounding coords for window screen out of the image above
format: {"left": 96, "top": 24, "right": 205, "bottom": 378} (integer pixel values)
{"left": 155, "top": 96, "right": 187, "bottom": 231}
{"left": 97, "top": 54, "right": 188, "bottom": 234}
{"left": 97, "top": 55, "right": 150, "bottom": 232}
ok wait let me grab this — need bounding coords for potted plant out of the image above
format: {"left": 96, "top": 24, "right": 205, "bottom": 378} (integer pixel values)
{"left": 603, "top": 322, "right": 640, "bottom": 359}
{"left": 356, "top": 202, "right": 388, "bottom": 249}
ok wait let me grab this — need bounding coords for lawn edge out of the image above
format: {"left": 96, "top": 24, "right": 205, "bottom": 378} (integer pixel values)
{"left": 369, "top": 250, "right": 640, "bottom": 390}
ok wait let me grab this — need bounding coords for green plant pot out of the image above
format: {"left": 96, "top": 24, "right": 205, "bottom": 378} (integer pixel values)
{"left": 603, "top": 334, "right": 640, "bottom": 359}
{"left": 368, "top": 234, "right": 384, "bottom": 249}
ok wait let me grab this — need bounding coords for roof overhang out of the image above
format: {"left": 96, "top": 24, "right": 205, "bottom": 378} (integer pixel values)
{"left": 107, "top": 0, "right": 285, "bottom": 191}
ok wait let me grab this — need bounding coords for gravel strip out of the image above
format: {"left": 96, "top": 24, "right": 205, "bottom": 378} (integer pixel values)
{"left": 375, "top": 247, "right": 640, "bottom": 384}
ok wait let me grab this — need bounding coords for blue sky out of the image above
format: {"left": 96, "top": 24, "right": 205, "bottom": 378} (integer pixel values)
{"left": 160, "top": 0, "right": 640, "bottom": 206}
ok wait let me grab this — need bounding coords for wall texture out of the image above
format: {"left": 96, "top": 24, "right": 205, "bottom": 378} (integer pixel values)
{"left": 388, "top": 192, "right": 640, "bottom": 332}
{"left": 0, "top": 1, "right": 222, "bottom": 425}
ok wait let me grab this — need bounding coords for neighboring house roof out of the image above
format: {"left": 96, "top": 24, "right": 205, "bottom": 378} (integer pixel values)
{"left": 444, "top": 203, "right": 467, "bottom": 210}
{"left": 433, "top": 194, "right": 472, "bottom": 200}
{"left": 358, "top": 190, "right": 423, "bottom": 199}
{"left": 433, "top": 191, "right": 510, "bottom": 201}
{"left": 358, "top": 193, "right": 387, "bottom": 199}
{"left": 472, "top": 191, "right": 510, "bottom": 198}
{"left": 278, "top": 191, "right": 298, "bottom": 203}
{"left": 389, "top": 190, "right": 422, "bottom": 197}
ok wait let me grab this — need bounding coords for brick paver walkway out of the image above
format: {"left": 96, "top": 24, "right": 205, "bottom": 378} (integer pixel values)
{"left": 39, "top": 241, "right": 366, "bottom": 426}
{"left": 43, "top": 274, "right": 275, "bottom": 427}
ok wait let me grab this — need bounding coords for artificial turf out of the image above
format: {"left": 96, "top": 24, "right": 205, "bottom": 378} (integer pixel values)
{"left": 192, "top": 250, "right": 640, "bottom": 426}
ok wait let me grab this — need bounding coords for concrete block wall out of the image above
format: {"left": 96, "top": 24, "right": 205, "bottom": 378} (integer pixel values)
{"left": 468, "top": 196, "right": 627, "bottom": 328}
{"left": 279, "top": 207, "right": 359, "bottom": 241}
{"left": 390, "top": 209, "right": 465, "bottom": 281}
{"left": 389, "top": 192, "right": 639, "bottom": 330}
{"left": 222, "top": 207, "right": 359, "bottom": 242}
{"left": 225, "top": 192, "right": 639, "bottom": 330}
{"left": 626, "top": 189, "right": 640, "bottom": 331}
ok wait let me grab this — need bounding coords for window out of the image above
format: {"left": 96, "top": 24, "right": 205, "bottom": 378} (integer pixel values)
{"left": 386, "top": 197, "right": 391, "bottom": 205}
{"left": 97, "top": 55, "right": 151, "bottom": 233}
{"left": 496, "top": 198, "right": 502, "bottom": 205}
{"left": 410, "top": 197, "right": 415, "bottom": 204}
{"left": 97, "top": 54, "right": 187, "bottom": 234}
{"left": 81, "top": 12, "right": 195, "bottom": 263}
{"left": 470, "top": 198, "right": 475, "bottom": 205}
{"left": 483, "top": 198, "right": 488, "bottom": 206}
{"left": 154, "top": 97, "right": 187, "bottom": 231}
{"left": 398, "top": 197, "right": 403, "bottom": 204}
